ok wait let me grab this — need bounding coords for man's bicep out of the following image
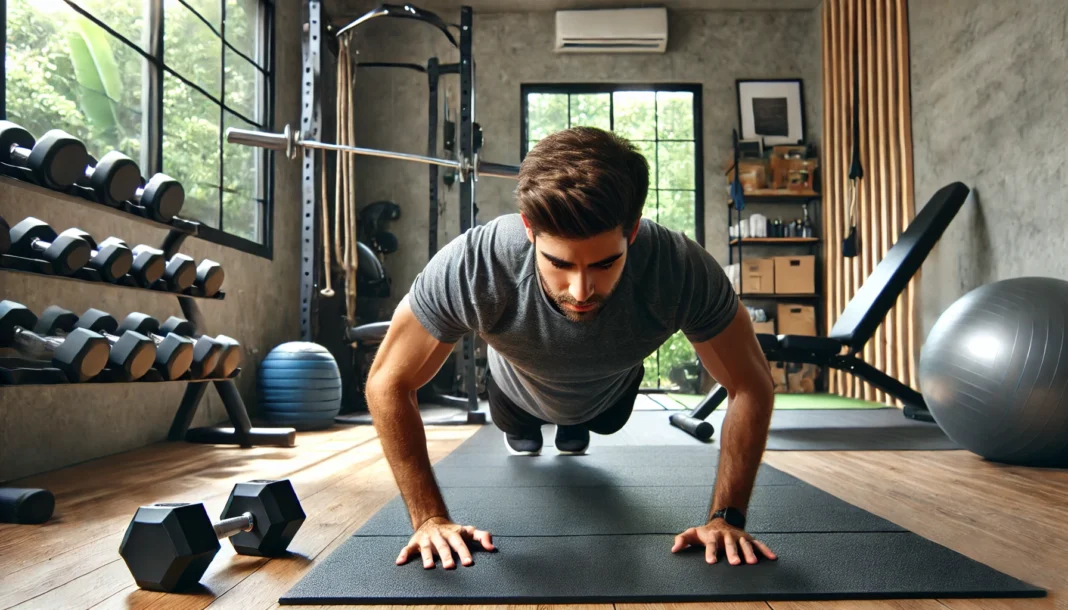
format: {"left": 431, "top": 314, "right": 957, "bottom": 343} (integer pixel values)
{"left": 690, "top": 302, "right": 773, "bottom": 398}
{"left": 367, "top": 295, "right": 456, "bottom": 394}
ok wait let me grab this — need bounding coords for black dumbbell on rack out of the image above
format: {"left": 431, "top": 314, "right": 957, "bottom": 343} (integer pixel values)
{"left": 94, "top": 237, "right": 165, "bottom": 288}
{"left": 8, "top": 217, "right": 92, "bottom": 276}
{"left": 64, "top": 229, "right": 133, "bottom": 283}
{"left": 129, "top": 245, "right": 195, "bottom": 292}
{"left": 72, "top": 152, "right": 143, "bottom": 209}
{"left": 160, "top": 317, "right": 242, "bottom": 378}
{"left": 0, "top": 300, "right": 109, "bottom": 382}
{"left": 0, "top": 121, "right": 89, "bottom": 190}
{"left": 127, "top": 174, "right": 185, "bottom": 223}
{"left": 118, "top": 313, "right": 220, "bottom": 379}
{"left": 38, "top": 305, "right": 159, "bottom": 382}
{"left": 171, "top": 254, "right": 225, "bottom": 297}
{"left": 108, "top": 313, "right": 194, "bottom": 381}
{"left": 119, "top": 479, "right": 306, "bottom": 592}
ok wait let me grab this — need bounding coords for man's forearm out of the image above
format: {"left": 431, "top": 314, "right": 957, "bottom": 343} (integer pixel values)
{"left": 708, "top": 388, "right": 773, "bottom": 520}
{"left": 367, "top": 382, "right": 450, "bottom": 530}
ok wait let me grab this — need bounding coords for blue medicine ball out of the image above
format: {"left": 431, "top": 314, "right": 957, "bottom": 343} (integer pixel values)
{"left": 919, "top": 277, "right": 1068, "bottom": 467}
{"left": 258, "top": 342, "right": 342, "bottom": 431}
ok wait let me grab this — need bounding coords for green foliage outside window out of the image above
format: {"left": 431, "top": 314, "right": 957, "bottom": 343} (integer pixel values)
{"left": 4, "top": 0, "right": 267, "bottom": 243}
{"left": 525, "top": 87, "right": 703, "bottom": 391}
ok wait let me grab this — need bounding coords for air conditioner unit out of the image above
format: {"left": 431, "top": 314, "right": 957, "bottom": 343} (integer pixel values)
{"left": 554, "top": 7, "right": 668, "bottom": 54}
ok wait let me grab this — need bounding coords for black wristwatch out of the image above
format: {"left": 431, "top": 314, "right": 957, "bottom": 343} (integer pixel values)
{"left": 710, "top": 507, "right": 746, "bottom": 529}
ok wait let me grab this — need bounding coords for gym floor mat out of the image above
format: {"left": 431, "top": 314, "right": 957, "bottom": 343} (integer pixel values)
{"left": 280, "top": 426, "right": 1041, "bottom": 605}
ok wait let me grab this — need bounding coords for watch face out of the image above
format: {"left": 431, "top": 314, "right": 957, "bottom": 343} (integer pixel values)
{"left": 724, "top": 507, "right": 746, "bottom": 528}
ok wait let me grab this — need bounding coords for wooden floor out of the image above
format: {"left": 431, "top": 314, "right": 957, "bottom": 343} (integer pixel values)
{"left": 1, "top": 421, "right": 1065, "bottom": 610}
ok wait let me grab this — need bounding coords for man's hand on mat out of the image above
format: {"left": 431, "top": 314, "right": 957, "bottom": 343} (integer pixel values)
{"left": 397, "top": 516, "right": 495, "bottom": 569}
{"left": 671, "top": 520, "right": 778, "bottom": 565}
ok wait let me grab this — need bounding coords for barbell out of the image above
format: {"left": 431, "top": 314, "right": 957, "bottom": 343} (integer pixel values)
{"left": 224, "top": 124, "right": 519, "bottom": 181}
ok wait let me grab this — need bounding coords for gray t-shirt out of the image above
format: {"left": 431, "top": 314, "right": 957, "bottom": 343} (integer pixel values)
{"left": 408, "top": 213, "right": 738, "bottom": 425}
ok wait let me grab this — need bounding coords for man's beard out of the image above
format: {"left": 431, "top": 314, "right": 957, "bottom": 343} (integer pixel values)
{"left": 539, "top": 273, "right": 610, "bottom": 323}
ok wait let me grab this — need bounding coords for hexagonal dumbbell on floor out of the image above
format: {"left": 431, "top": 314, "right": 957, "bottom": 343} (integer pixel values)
{"left": 118, "top": 479, "right": 306, "bottom": 593}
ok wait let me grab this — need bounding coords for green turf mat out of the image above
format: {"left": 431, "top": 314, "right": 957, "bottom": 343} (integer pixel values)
{"left": 665, "top": 392, "right": 886, "bottom": 410}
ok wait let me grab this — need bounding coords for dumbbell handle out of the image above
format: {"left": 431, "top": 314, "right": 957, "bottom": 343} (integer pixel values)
{"left": 213, "top": 512, "right": 255, "bottom": 539}
{"left": 8, "top": 141, "right": 31, "bottom": 164}
{"left": 11, "top": 327, "right": 65, "bottom": 357}
{"left": 27, "top": 237, "right": 56, "bottom": 256}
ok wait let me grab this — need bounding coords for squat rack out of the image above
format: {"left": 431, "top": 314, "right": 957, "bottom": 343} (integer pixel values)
{"left": 265, "top": 2, "right": 516, "bottom": 423}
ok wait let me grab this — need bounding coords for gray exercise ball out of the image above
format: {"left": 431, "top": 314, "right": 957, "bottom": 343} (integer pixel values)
{"left": 919, "top": 277, "right": 1068, "bottom": 467}
{"left": 258, "top": 342, "right": 342, "bottom": 431}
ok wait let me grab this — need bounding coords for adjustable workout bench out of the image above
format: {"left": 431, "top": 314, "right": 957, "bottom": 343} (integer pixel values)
{"left": 670, "top": 181, "right": 972, "bottom": 441}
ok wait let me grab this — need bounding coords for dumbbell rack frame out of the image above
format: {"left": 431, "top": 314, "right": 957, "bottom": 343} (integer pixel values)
{"left": 0, "top": 176, "right": 295, "bottom": 449}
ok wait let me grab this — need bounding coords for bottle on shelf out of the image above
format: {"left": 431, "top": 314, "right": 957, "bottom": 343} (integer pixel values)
{"left": 801, "top": 203, "right": 814, "bottom": 238}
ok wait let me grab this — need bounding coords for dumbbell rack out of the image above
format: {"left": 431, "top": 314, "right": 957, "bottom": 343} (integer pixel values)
{"left": 0, "top": 175, "right": 295, "bottom": 448}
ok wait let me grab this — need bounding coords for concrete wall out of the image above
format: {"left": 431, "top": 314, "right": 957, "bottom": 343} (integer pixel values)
{"left": 0, "top": 1, "right": 304, "bottom": 482}
{"left": 910, "top": 1, "right": 1068, "bottom": 338}
{"left": 347, "top": 8, "right": 823, "bottom": 315}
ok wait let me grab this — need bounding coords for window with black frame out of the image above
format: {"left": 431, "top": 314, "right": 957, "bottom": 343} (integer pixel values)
{"left": 521, "top": 84, "right": 705, "bottom": 392}
{"left": 3, "top": 0, "right": 273, "bottom": 256}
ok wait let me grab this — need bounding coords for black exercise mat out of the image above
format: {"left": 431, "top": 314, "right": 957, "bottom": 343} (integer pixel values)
{"left": 281, "top": 424, "right": 1042, "bottom": 604}
{"left": 282, "top": 533, "right": 1042, "bottom": 605}
{"left": 357, "top": 485, "right": 906, "bottom": 536}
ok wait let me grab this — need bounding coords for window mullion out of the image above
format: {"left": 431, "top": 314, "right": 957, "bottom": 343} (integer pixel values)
{"left": 148, "top": 0, "right": 164, "bottom": 175}
{"left": 219, "top": 0, "right": 227, "bottom": 232}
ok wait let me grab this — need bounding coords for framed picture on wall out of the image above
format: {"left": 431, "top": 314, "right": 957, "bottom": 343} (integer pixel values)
{"left": 736, "top": 79, "right": 805, "bottom": 146}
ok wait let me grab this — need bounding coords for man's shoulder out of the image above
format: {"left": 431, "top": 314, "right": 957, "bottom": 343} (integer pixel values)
{"left": 443, "top": 213, "right": 531, "bottom": 280}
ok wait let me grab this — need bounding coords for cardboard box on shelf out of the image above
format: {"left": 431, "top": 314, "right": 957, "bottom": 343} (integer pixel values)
{"left": 753, "top": 321, "right": 775, "bottom": 335}
{"left": 774, "top": 255, "right": 815, "bottom": 294}
{"left": 739, "top": 258, "right": 775, "bottom": 294}
{"left": 777, "top": 303, "right": 817, "bottom": 336}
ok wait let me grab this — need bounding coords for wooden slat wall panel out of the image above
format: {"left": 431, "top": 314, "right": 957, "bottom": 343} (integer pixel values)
{"left": 821, "top": 0, "right": 916, "bottom": 404}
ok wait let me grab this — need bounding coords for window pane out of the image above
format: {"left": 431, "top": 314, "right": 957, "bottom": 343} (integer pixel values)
{"left": 657, "top": 91, "right": 694, "bottom": 140}
{"left": 164, "top": 76, "right": 220, "bottom": 228}
{"left": 225, "top": 0, "right": 263, "bottom": 66}
{"left": 6, "top": 0, "right": 146, "bottom": 167}
{"left": 612, "top": 91, "right": 655, "bottom": 140}
{"left": 657, "top": 141, "right": 695, "bottom": 190}
{"left": 527, "top": 139, "right": 539, "bottom": 154}
{"left": 658, "top": 331, "right": 699, "bottom": 391}
{"left": 657, "top": 190, "right": 696, "bottom": 240}
{"left": 527, "top": 93, "right": 568, "bottom": 140}
{"left": 641, "top": 352, "right": 660, "bottom": 389}
{"left": 182, "top": 0, "right": 222, "bottom": 31}
{"left": 223, "top": 112, "right": 262, "bottom": 199}
{"left": 69, "top": 0, "right": 149, "bottom": 52}
{"left": 165, "top": 0, "right": 222, "bottom": 100}
{"left": 223, "top": 193, "right": 262, "bottom": 242}
{"left": 569, "top": 93, "right": 610, "bottom": 130}
{"left": 225, "top": 50, "right": 260, "bottom": 122}
{"left": 223, "top": 112, "right": 263, "bottom": 242}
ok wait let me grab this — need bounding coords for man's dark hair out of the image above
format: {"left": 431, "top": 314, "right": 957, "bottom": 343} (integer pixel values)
{"left": 516, "top": 126, "right": 649, "bottom": 239}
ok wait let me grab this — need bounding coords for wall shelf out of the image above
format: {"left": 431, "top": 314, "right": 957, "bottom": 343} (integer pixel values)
{"left": 738, "top": 293, "right": 820, "bottom": 301}
{"left": 0, "top": 254, "right": 226, "bottom": 300}
{"left": 0, "top": 174, "right": 199, "bottom": 236}
{"left": 731, "top": 237, "right": 819, "bottom": 246}
{"left": 0, "top": 357, "right": 241, "bottom": 386}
